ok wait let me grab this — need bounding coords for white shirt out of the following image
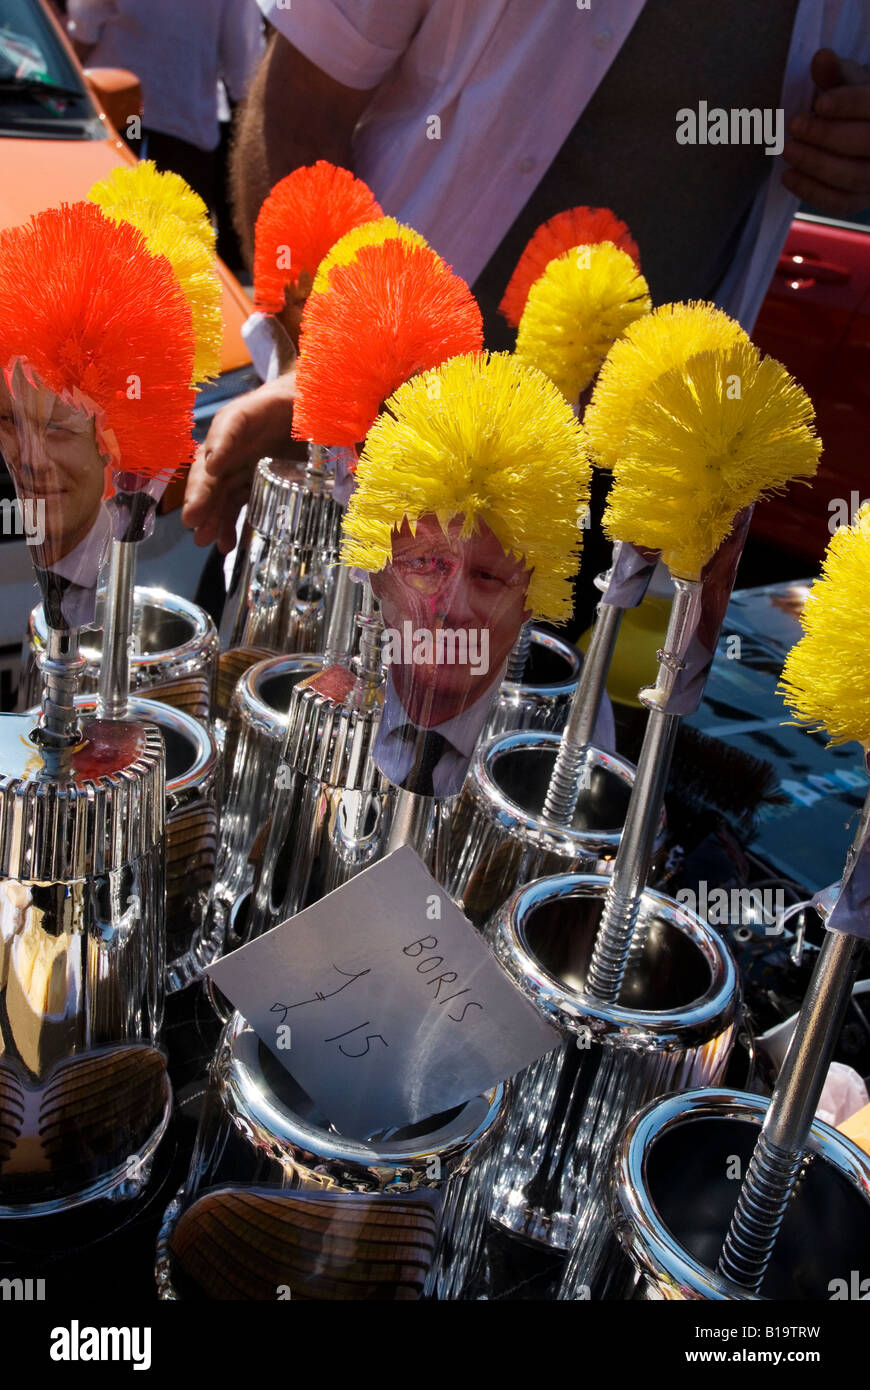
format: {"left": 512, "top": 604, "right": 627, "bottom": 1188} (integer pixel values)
{"left": 259, "top": 0, "right": 870, "bottom": 331}
{"left": 67, "top": 0, "right": 264, "bottom": 151}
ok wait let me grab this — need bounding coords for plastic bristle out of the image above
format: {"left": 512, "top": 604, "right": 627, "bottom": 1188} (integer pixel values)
{"left": 500, "top": 206, "right": 640, "bottom": 327}
{"left": 253, "top": 161, "right": 382, "bottom": 313}
{"left": 585, "top": 301, "right": 750, "bottom": 472}
{"left": 312, "top": 217, "right": 429, "bottom": 295}
{"left": 88, "top": 161, "right": 215, "bottom": 254}
{"left": 91, "top": 198, "right": 221, "bottom": 384}
{"left": 602, "top": 340, "right": 821, "bottom": 579}
{"left": 514, "top": 242, "right": 650, "bottom": 403}
{"left": 341, "top": 351, "right": 591, "bottom": 623}
{"left": 0, "top": 202, "right": 195, "bottom": 482}
{"left": 293, "top": 239, "right": 483, "bottom": 446}
{"left": 780, "top": 507, "right": 870, "bottom": 748}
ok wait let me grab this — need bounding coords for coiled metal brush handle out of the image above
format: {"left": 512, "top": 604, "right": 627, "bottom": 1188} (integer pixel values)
{"left": 717, "top": 924, "right": 861, "bottom": 1292}
{"left": 37, "top": 625, "right": 86, "bottom": 748}
{"left": 584, "top": 707, "right": 679, "bottom": 1001}
{"left": 584, "top": 577, "right": 702, "bottom": 1003}
{"left": 543, "top": 599, "right": 623, "bottom": 825}
{"left": 505, "top": 621, "right": 533, "bottom": 683}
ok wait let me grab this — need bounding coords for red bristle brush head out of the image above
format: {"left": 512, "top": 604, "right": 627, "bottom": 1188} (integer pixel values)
{"left": 0, "top": 202, "right": 196, "bottom": 482}
{"left": 499, "top": 206, "right": 640, "bottom": 327}
{"left": 293, "top": 239, "right": 483, "bottom": 447}
{"left": 253, "top": 162, "right": 383, "bottom": 313}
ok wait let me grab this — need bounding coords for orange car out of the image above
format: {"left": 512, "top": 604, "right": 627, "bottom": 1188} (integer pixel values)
{"left": 0, "top": 0, "right": 258, "bottom": 699}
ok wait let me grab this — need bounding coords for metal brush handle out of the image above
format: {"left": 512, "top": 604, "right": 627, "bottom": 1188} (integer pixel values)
{"left": 37, "top": 626, "right": 86, "bottom": 748}
{"left": 323, "top": 564, "right": 361, "bottom": 665}
{"left": 98, "top": 539, "right": 136, "bottom": 718}
{"left": 584, "top": 577, "right": 702, "bottom": 1003}
{"left": 543, "top": 599, "right": 624, "bottom": 825}
{"left": 718, "top": 917, "right": 862, "bottom": 1292}
{"left": 584, "top": 708, "right": 680, "bottom": 1002}
{"left": 506, "top": 621, "right": 533, "bottom": 683}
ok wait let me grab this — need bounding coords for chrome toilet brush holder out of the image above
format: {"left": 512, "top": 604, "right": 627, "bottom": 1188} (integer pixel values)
{"left": 219, "top": 453, "right": 345, "bottom": 655}
{"left": 483, "top": 627, "right": 582, "bottom": 741}
{"left": 0, "top": 697, "right": 170, "bottom": 1216}
{"left": 27, "top": 693, "right": 223, "bottom": 993}
{"left": 443, "top": 730, "right": 665, "bottom": 928}
{"left": 587, "top": 1087, "right": 870, "bottom": 1300}
{"left": 246, "top": 611, "right": 391, "bottom": 940}
{"left": 211, "top": 654, "right": 324, "bottom": 952}
{"left": 155, "top": 1010, "right": 507, "bottom": 1300}
{"left": 483, "top": 872, "right": 739, "bottom": 1256}
{"left": 24, "top": 585, "right": 219, "bottom": 727}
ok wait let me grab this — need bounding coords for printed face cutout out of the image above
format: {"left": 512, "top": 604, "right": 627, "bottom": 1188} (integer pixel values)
{"left": 0, "top": 362, "right": 108, "bottom": 570}
{"left": 370, "top": 514, "right": 531, "bottom": 796}
{"left": 0, "top": 363, "right": 112, "bottom": 627}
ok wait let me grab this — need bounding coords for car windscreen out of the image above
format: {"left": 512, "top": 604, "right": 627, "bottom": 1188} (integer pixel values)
{"left": 0, "top": 0, "right": 98, "bottom": 135}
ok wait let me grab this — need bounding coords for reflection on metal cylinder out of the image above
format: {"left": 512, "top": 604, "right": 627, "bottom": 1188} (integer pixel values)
{"left": 24, "top": 587, "right": 219, "bottom": 728}
{"left": 582, "top": 1087, "right": 870, "bottom": 1301}
{"left": 0, "top": 712, "right": 170, "bottom": 1216}
{"left": 156, "top": 1013, "right": 507, "bottom": 1300}
{"left": 483, "top": 874, "right": 739, "bottom": 1269}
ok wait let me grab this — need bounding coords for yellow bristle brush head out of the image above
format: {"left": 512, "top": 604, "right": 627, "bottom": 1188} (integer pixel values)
{"left": 602, "top": 340, "right": 821, "bottom": 580}
{"left": 779, "top": 507, "right": 870, "bottom": 748}
{"left": 89, "top": 178, "right": 222, "bottom": 385}
{"left": 312, "top": 216, "right": 429, "bottom": 295}
{"left": 88, "top": 161, "right": 216, "bottom": 255}
{"left": 341, "top": 351, "right": 592, "bottom": 623}
{"left": 513, "top": 241, "right": 651, "bottom": 404}
{"left": 584, "top": 301, "right": 750, "bottom": 470}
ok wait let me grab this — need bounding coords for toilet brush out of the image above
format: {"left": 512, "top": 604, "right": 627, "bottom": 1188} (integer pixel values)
{"left": 718, "top": 506, "right": 870, "bottom": 1292}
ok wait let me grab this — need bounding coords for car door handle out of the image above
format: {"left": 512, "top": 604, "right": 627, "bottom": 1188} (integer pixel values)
{"left": 776, "top": 253, "right": 851, "bottom": 286}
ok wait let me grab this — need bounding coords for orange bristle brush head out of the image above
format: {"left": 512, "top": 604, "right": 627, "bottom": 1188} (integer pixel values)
{"left": 253, "top": 161, "right": 383, "bottom": 314}
{"left": 293, "top": 238, "right": 484, "bottom": 447}
{"left": 499, "top": 206, "right": 640, "bottom": 328}
{"left": 0, "top": 202, "right": 196, "bottom": 483}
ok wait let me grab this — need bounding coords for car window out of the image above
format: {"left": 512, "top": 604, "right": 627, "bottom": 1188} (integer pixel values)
{"left": 0, "top": 0, "right": 97, "bottom": 133}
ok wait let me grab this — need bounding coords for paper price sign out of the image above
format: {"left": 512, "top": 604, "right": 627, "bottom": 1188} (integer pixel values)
{"left": 207, "top": 847, "right": 559, "bottom": 1138}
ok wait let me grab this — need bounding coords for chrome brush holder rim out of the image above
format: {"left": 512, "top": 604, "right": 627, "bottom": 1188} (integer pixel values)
{"left": 485, "top": 628, "right": 581, "bottom": 738}
{"left": 485, "top": 872, "right": 739, "bottom": 1251}
{"left": 25, "top": 694, "right": 223, "bottom": 991}
{"left": 445, "top": 731, "right": 665, "bottom": 927}
{"left": 612, "top": 1087, "right": 870, "bottom": 1301}
{"left": 155, "top": 1010, "right": 507, "bottom": 1299}
{"left": 215, "top": 1011, "right": 504, "bottom": 1169}
{"left": 475, "top": 732, "right": 645, "bottom": 858}
{"left": 496, "top": 873, "right": 738, "bottom": 1048}
{"left": 28, "top": 587, "right": 219, "bottom": 723}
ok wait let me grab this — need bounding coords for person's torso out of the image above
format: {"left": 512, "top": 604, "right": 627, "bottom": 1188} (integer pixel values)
{"left": 473, "top": 0, "right": 799, "bottom": 345}
{"left": 86, "top": 0, "right": 226, "bottom": 149}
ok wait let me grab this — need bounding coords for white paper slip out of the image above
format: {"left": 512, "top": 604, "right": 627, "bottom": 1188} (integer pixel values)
{"left": 206, "top": 846, "right": 560, "bottom": 1137}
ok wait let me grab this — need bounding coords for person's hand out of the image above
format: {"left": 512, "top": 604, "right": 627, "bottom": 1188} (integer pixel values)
{"left": 783, "top": 49, "right": 870, "bottom": 216}
{"left": 181, "top": 371, "right": 297, "bottom": 554}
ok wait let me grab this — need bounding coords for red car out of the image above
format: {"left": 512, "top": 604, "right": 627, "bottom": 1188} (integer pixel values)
{"left": 751, "top": 209, "right": 870, "bottom": 564}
